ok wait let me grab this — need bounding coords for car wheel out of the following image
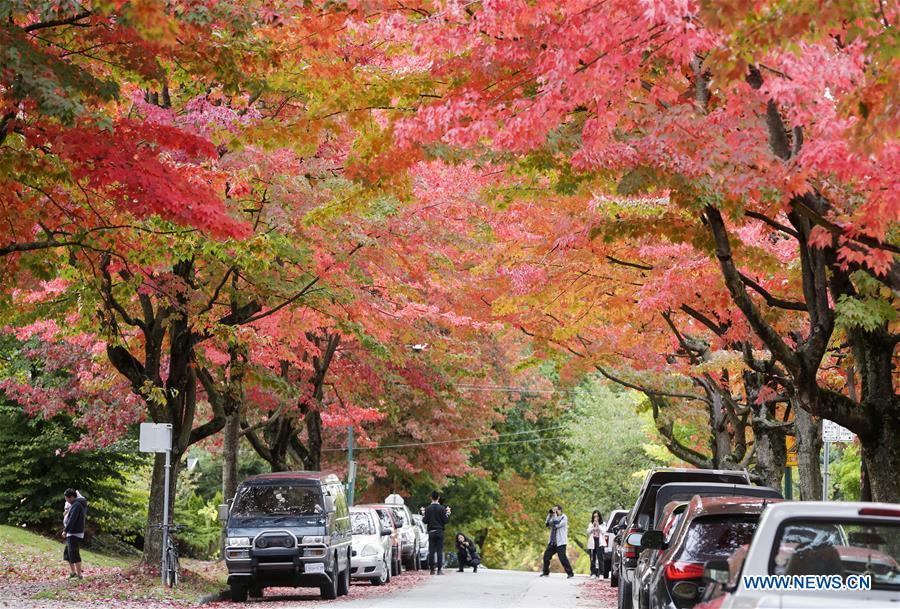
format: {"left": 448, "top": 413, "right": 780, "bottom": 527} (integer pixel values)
{"left": 230, "top": 582, "right": 248, "bottom": 603}
{"left": 373, "top": 557, "right": 389, "bottom": 586}
{"left": 611, "top": 568, "right": 619, "bottom": 588}
{"left": 248, "top": 585, "right": 264, "bottom": 598}
{"left": 618, "top": 577, "right": 632, "bottom": 609}
{"left": 338, "top": 550, "right": 351, "bottom": 596}
{"left": 414, "top": 547, "right": 421, "bottom": 571}
{"left": 320, "top": 554, "right": 339, "bottom": 600}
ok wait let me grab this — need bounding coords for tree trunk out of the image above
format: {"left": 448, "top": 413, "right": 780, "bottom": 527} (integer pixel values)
{"left": 222, "top": 406, "right": 241, "bottom": 501}
{"left": 861, "top": 426, "right": 900, "bottom": 503}
{"left": 793, "top": 405, "right": 822, "bottom": 500}
{"left": 303, "top": 409, "right": 323, "bottom": 470}
{"left": 752, "top": 420, "right": 786, "bottom": 490}
{"left": 849, "top": 327, "right": 899, "bottom": 503}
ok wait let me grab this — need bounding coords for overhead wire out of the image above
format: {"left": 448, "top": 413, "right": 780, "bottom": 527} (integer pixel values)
{"left": 322, "top": 424, "right": 566, "bottom": 452}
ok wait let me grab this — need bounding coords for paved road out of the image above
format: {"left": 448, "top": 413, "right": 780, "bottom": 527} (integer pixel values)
{"left": 338, "top": 569, "right": 603, "bottom": 608}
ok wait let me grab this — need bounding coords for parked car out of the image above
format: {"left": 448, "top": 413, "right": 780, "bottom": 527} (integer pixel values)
{"left": 349, "top": 507, "right": 393, "bottom": 585}
{"left": 413, "top": 514, "right": 429, "bottom": 568}
{"left": 632, "top": 500, "right": 690, "bottom": 607}
{"left": 634, "top": 496, "right": 778, "bottom": 609}
{"left": 374, "top": 502, "right": 422, "bottom": 571}
{"left": 363, "top": 505, "right": 404, "bottom": 576}
{"left": 631, "top": 481, "right": 783, "bottom": 606}
{"left": 697, "top": 502, "right": 900, "bottom": 609}
{"left": 220, "top": 471, "right": 352, "bottom": 602}
{"left": 614, "top": 468, "right": 751, "bottom": 609}
{"left": 651, "top": 483, "right": 782, "bottom": 530}
{"left": 605, "top": 509, "right": 629, "bottom": 579}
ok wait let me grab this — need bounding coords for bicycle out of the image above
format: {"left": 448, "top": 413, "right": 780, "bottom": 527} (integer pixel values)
{"left": 153, "top": 523, "right": 187, "bottom": 587}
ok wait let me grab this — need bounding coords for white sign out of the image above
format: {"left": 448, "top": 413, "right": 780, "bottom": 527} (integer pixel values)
{"left": 384, "top": 493, "right": 404, "bottom": 505}
{"left": 822, "top": 419, "right": 854, "bottom": 443}
{"left": 139, "top": 423, "right": 173, "bottom": 453}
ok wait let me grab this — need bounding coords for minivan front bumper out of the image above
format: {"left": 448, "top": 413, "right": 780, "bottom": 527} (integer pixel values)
{"left": 226, "top": 540, "right": 334, "bottom": 587}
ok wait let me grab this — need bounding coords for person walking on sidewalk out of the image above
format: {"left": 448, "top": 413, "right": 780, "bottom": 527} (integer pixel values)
{"left": 540, "top": 504, "right": 574, "bottom": 578}
{"left": 422, "top": 490, "right": 450, "bottom": 575}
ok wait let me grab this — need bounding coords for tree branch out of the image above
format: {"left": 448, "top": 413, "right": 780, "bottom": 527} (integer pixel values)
{"left": 704, "top": 206, "right": 801, "bottom": 372}
{"left": 594, "top": 364, "right": 709, "bottom": 403}
{"left": 22, "top": 10, "right": 92, "bottom": 32}
{"left": 650, "top": 396, "right": 714, "bottom": 468}
{"left": 737, "top": 272, "right": 807, "bottom": 311}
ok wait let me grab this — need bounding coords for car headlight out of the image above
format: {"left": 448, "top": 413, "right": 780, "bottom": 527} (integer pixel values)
{"left": 362, "top": 544, "right": 380, "bottom": 557}
{"left": 302, "top": 536, "right": 325, "bottom": 544}
{"left": 226, "top": 537, "right": 251, "bottom": 547}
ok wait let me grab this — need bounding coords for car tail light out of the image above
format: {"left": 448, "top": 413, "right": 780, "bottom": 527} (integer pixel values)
{"left": 624, "top": 527, "right": 640, "bottom": 559}
{"left": 859, "top": 507, "right": 900, "bottom": 518}
{"left": 664, "top": 560, "right": 705, "bottom": 581}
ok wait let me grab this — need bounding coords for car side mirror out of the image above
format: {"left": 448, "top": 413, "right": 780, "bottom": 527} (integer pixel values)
{"left": 324, "top": 495, "right": 336, "bottom": 513}
{"left": 381, "top": 527, "right": 393, "bottom": 536}
{"left": 640, "top": 530, "right": 665, "bottom": 551}
{"left": 704, "top": 559, "right": 731, "bottom": 585}
{"left": 626, "top": 532, "right": 644, "bottom": 547}
{"left": 217, "top": 503, "right": 230, "bottom": 523}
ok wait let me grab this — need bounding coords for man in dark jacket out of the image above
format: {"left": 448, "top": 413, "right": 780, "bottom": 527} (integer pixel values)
{"left": 422, "top": 490, "right": 450, "bottom": 575}
{"left": 63, "top": 489, "right": 87, "bottom": 579}
{"left": 455, "top": 533, "right": 481, "bottom": 573}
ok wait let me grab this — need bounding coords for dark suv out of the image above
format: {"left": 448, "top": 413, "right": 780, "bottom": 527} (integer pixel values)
{"left": 221, "top": 472, "right": 352, "bottom": 602}
{"left": 613, "top": 468, "right": 750, "bottom": 609}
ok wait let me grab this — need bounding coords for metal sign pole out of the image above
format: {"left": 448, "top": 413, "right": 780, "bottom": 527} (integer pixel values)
{"left": 822, "top": 440, "right": 830, "bottom": 501}
{"left": 161, "top": 448, "right": 171, "bottom": 585}
{"left": 138, "top": 423, "right": 173, "bottom": 588}
{"left": 347, "top": 426, "right": 355, "bottom": 506}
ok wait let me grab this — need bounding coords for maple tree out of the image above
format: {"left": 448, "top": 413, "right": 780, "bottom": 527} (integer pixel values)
{"left": 1, "top": 3, "right": 898, "bottom": 580}
{"left": 363, "top": 0, "right": 899, "bottom": 501}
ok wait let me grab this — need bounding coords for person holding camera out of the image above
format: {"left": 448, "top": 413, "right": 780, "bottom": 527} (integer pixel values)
{"left": 422, "top": 490, "right": 451, "bottom": 575}
{"left": 540, "top": 504, "right": 574, "bottom": 578}
{"left": 455, "top": 533, "right": 481, "bottom": 573}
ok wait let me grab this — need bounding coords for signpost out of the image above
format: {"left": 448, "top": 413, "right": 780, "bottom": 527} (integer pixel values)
{"left": 139, "top": 423, "right": 173, "bottom": 586}
{"left": 821, "top": 419, "right": 855, "bottom": 501}
{"left": 346, "top": 425, "right": 356, "bottom": 506}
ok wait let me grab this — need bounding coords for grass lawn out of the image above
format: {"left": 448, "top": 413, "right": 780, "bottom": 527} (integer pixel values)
{"left": 0, "top": 524, "right": 226, "bottom": 605}
{"left": 0, "top": 524, "right": 132, "bottom": 569}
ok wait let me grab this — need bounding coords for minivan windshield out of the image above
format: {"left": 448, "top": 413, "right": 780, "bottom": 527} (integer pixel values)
{"left": 232, "top": 485, "right": 323, "bottom": 519}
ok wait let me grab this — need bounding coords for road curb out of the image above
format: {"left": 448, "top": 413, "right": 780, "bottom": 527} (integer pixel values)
{"left": 198, "top": 589, "right": 229, "bottom": 604}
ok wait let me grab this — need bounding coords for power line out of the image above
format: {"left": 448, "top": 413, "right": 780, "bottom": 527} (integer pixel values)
{"left": 322, "top": 424, "right": 565, "bottom": 452}
{"left": 453, "top": 383, "right": 570, "bottom": 395}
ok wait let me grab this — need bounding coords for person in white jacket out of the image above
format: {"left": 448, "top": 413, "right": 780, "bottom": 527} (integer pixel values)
{"left": 586, "top": 510, "right": 606, "bottom": 578}
{"left": 540, "top": 505, "right": 574, "bottom": 578}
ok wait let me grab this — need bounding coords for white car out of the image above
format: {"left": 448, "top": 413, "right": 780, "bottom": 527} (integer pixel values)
{"left": 413, "top": 514, "right": 430, "bottom": 567}
{"left": 697, "top": 502, "right": 900, "bottom": 609}
{"left": 350, "top": 507, "right": 393, "bottom": 586}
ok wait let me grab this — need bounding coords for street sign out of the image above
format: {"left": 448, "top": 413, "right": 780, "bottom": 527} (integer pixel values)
{"left": 785, "top": 436, "right": 798, "bottom": 467}
{"left": 822, "top": 419, "right": 854, "bottom": 443}
{"left": 138, "top": 422, "right": 174, "bottom": 585}
{"left": 139, "top": 423, "right": 172, "bottom": 453}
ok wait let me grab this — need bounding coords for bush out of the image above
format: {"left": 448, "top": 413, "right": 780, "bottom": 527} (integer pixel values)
{"left": 0, "top": 401, "right": 146, "bottom": 540}
{"left": 173, "top": 491, "right": 223, "bottom": 559}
